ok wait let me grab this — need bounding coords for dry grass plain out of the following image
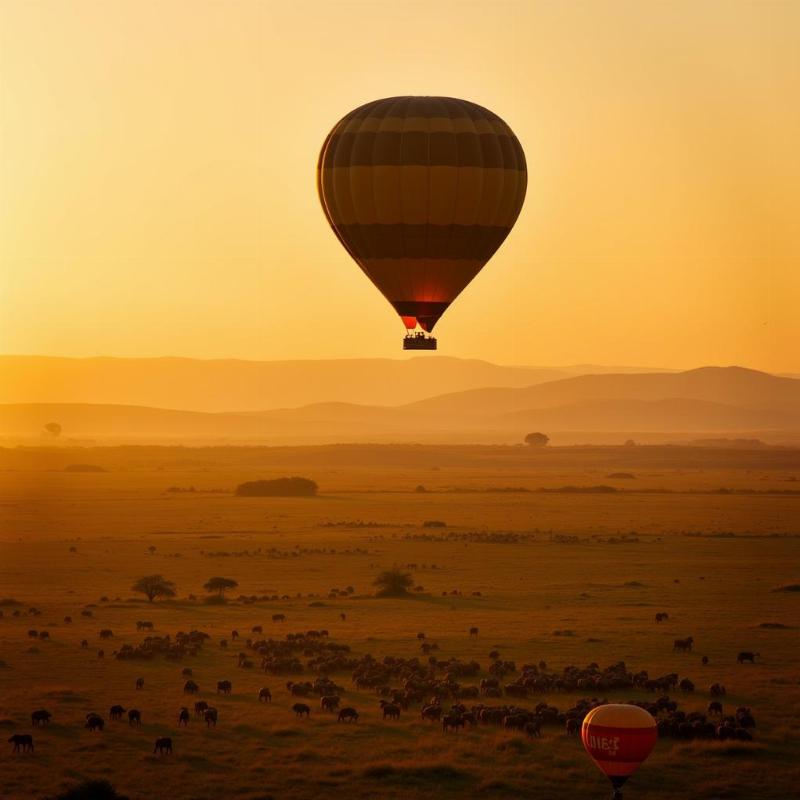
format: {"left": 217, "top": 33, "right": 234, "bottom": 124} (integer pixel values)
{"left": 1, "top": 444, "right": 799, "bottom": 800}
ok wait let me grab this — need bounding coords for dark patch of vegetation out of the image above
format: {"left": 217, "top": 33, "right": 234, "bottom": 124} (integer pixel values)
{"left": 235, "top": 477, "right": 318, "bottom": 497}
{"left": 373, "top": 568, "right": 413, "bottom": 598}
{"left": 363, "top": 764, "right": 473, "bottom": 785}
{"left": 774, "top": 583, "right": 800, "bottom": 592}
{"left": 63, "top": 464, "right": 107, "bottom": 472}
{"left": 607, "top": 472, "right": 636, "bottom": 479}
{"left": 422, "top": 520, "right": 447, "bottom": 528}
{"left": 46, "top": 780, "right": 129, "bottom": 800}
{"left": 758, "top": 622, "right": 793, "bottom": 629}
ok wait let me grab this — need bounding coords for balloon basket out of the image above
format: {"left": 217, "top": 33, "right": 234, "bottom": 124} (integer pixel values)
{"left": 403, "top": 333, "right": 437, "bottom": 350}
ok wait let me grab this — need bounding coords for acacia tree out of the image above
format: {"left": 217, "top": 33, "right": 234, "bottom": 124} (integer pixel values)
{"left": 203, "top": 576, "right": 238, "bottom": 597}
{"left": 131, "top": 575, "right": 176, "bottom": 603}
{"left": 373, "top": 568, "right": 413, "bottom": 598}
{"left": 524, "top": 432, "right": 550, "bottom": 447}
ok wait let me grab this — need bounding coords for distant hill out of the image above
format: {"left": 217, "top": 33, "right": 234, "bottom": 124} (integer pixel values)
{"left": 0, "top": 355, "right": 566, "bottom": 412}
{"left": 405, "top": 367, "right": 800, "bottom": 417}
{"left": 1, "top": 367, "right": 797, "bottom": 444}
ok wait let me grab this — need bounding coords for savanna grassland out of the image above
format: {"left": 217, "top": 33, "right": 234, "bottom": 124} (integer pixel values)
{"left": 1, "top": 444, "right": 799, "bottom": 800}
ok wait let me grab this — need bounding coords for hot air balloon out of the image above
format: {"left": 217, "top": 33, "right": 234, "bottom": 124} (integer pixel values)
{"left": 317, "top": 96, "right": 527, "bottom": 350}
{"left": 581, "top": 704, "right": 658, "bottom": 798}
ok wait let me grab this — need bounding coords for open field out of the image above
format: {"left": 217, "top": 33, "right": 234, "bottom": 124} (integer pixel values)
{"left": 1, "top": 445, "right": 799, "bottom": 799}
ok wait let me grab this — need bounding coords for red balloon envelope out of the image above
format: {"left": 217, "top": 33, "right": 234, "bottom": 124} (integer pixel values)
{"left": 581, "top": 704, "right": 657, "bottom": 796}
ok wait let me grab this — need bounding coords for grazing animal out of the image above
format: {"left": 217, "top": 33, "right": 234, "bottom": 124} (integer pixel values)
{"left": 9, "top": 734, "right": 34, "bottom": 753}
{"left": 258, "top": 687, "right": 272, "bottom": 703}
{"left": 421, "top": 705, "right": 442, "bottom": 721}
{"left": 338, "top": 707, "right": 359, "bottom": 723}
{"left": 110, "top": 705, "right": 125, "bottom": 720}
{"left": 178, "top": 707, "right": 190, "bottom": 726}
{"left": 64, "top": 616, "right": 72, "bottom": 624}
{"left": 99, "top": 629, "right": 113, "bottom": 639}
{"left": 153, "top": 737, "right": 172, "bottom": 755}
{"left": 85, "top": 714, "right": 104, "bottom": 731}
{"left": 128, "top": 709, "right": 141, "bottom": 726}
{"left": 217, "top": 680, "right": 232, "bottom": 695}
{"left": 381, "top": 702, "right": 401, "bottom": 720}
{"left": 320, "top": 695, "right": 340, "bottom": 712}
{"left": 708, "top": 701, "right": 723, "bottom": 716}
{"left": 701, "top": 656, "right": 709, "bottom": 666}
{"left": 231, "top": 630, "right": 239, "bottom": 640}
{"left": 182, "top": 668, "right": 193, "bottom": 677}
{"left": 184, "top": 680, "right": 199, "bottom": 694}
{"left": 97, "top": 650, "right": 104, "bottom": 659}
{"left": 136, "top": 621, "right": 154, "bottom": 631}
{"left": 135, "top": 677, "right": 144, "bottom": 690}
{"left": 194, "top": 700, "right": 209, "bottom": 716}
{"left": 204, "top": 707, "right": 218, "bottom": 727}
{"left": 31, "top": 710, "right": 52, "bottom": 727}
{"left": 673, "top": 637, "right": 694, "bottom": 652}
{"left": 292, "top": 703, "right": 311, "bottom": 718}
{"left": 565, "top": 717, "right": 580, "bottom": 736}
{"left": 525, "top": 719, "right": 542, "bottom": 738}
{"left": 679, "top": 678, "right": 695, "bottom": 693}
{"left": 80, "top": 639, "right": 88, "bottom": 649}
{"left": 737, "top": 651, "right": 759, "bottom": 664}
{"left": 251, "top": 625, "right": 263, "bottom": 634}
{"left": 442, "top": 714, "right": 464, "bottom": 732}
{"left": 340, "top": 613, "right": 347, "bottom": 621}
{"left": 469, "top": 627, "right": 479, "bottom": 636}
{"left": 655, "top": 612, "right": 669, "bottom": 623}
{"left": 38, "top": 631, "right": 50, "bottom": 640}
{"left": 710, "top": 683, "right": 727, "bottom": 697}
{"left": 28, "top": 630, "right": 38, "bottom": 638}
{"left": 272, "top": 614, "right": 286, "bottom": 623}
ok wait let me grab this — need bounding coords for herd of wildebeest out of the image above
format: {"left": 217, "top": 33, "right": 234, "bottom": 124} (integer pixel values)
{"left": 6, "top": 604, "right": 762, "bottom": 758}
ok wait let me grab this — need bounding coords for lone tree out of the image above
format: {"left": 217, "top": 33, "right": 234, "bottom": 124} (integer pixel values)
{"left": 44, "top": 422, "right": 62, "bottom": 438}
{"left": 203, "top": 577, "right": 238, "bottom": 597}
{"left": 524, "top": 432, "right": 550, "bottom": 448}
{"left": 131, "top": 575, "right": 176, "bottom": 603}
{"left": 373, "top": 568, "right": 414, "bottom": 598}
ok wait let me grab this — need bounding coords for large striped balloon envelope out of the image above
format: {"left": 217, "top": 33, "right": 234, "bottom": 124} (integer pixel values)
{"left": 317, "top": 97, "right": 527, "bottom": 342}
{"left": 581, "top": 704, "right": 658, "bottom": 796}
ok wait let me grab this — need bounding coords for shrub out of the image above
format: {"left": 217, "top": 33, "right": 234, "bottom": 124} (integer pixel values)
{"left": 235, "top": 477, "right": 317, "bottom": 497}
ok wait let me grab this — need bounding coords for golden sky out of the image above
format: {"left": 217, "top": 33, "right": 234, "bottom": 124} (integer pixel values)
{"left": 1, "top": 0, "right": 798, "bottom": 371}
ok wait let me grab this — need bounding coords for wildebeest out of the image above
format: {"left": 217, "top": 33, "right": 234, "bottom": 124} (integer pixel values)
{"left": 421, "top": 705, "right": 442, "bottom": 721}
{"left": 153, "top": 737, "right": 172, "bottom": 755}
{"left": 442, "top": 714, "right": 464, "bottom": 732}
{"left": 338, "top": 707, "right": 359, "bottom": 723}
{"left": 80, "top": 639, "right": 88, "bottom": 649}
{"left": 9, "top": 734, "right": 34, "bottom": 753}
{"left": 292, "top": 703, "right": 310, "bottom": 718}
{"left": 655, "top": 612, "right": 669, "bottom": 623}
{"left": 178, "top": 707, "right": 190, "bottom": 726}
{"left": 469, "top": 627, "right": 479, "bottom": 636}
{"left": 204, "top": 707, "right": 218, "bottom": 727}
{"left": 28, "top": 630, "right": 38, "bottom": 638}
{"left": 184, "top": 680, "right": 199, "bottom": 694}
{"left": 63, "top": 616, "right": 72, "bottom": 624}
{"left": 701, "top": 655, "right": 709, "bottom": 666}
{"left": 525, "top": 719, "right": 542, "bottom": 738}
{"left": 710, "top": 683, "right": 727, "bottom": 697}
{"left": 128, "top": 709, "right": 141, "bottom": 726}
{"left": 85, "top": 714, "right": 104, "bottom": 731}
{"left": 251, "top": 625, "right": 263, "bottom": 634}
{"left": 81, "top": 610, "right": 93, "bottom": 618}
{"left": 679, "top": 678, "right": 695, "bottom": 693}
{"left": 136, "top": 621, "right": 154, "bottom": 631}
{"left": 565, "top": 717, "right": 580, "bottom": 736}
{"left": 194, "top": 700, "right": 209, "bottom": 717}
{"left": 231, "top": 629, "right": 239, "bottom": 640}
{"left": 97, "top": 650, "right": 104, "bottom": 659}
{"left": 259, "top": 687, "right": 272, "bottom": 703}
{"left": 38, "top": 631, "right": 50, "bottom": 640}
{"left": 272, "top": 614, "right": 286, "bottom": 623}
{"left": 31, "top": 710, "right": 51, "bottom": 727}
{"left": 182, "top": 668, "right": 193, "bottom": 677}
{"left": 217, "top": 680, "right": 232, "bottom": 695}
{"left": 135, "top": 677, "right": 144, "bottom": 690}
{"left": 737, "top": 651, "right": 759, "bottom": 664}
{"left": 381, "top": 701, "right": 400, "bottom": 720}
{"left": 673, "top": 637, "right": 694, "bottom": 652}
{"left": 320, "top": 695, "right": 340, "bottom": 712}
{"left": 708, "top": 701, "right": 723, "bottom": 716}
{"left": 340, "top": 613, "right": 347, "bottom": 621}
{"left": 99, "top": 629, "right": 114, "bottom": 639}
